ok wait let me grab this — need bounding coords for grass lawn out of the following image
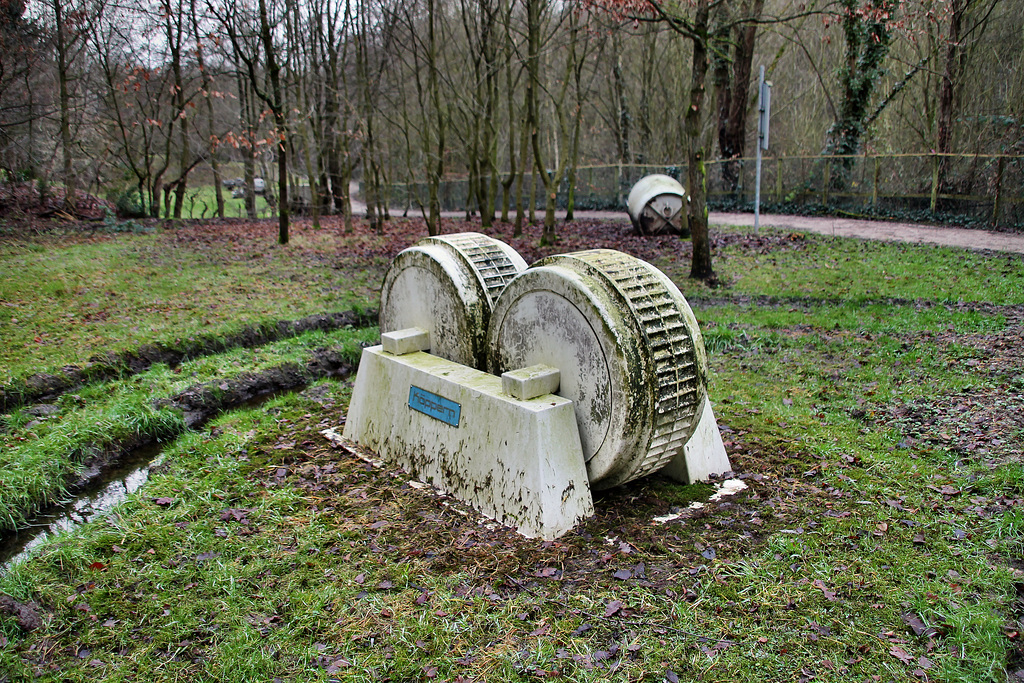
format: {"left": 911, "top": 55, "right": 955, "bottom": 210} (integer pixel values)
{"left": 179, "top": 185, "right": 276, "bottom": 220}
{"left": 1, "top": 216, "right": 1022, "bottom": 681}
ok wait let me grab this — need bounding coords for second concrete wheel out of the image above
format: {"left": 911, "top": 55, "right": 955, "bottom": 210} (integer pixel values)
{"left": 488, "top": 249, "right": 709, "bottom": 489}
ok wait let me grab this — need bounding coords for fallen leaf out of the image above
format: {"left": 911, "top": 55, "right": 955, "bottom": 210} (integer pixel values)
{"left": 529, "top": 623, "right": 550, "bottom": 637}
{"left": 220, "top": 508, "right": 249, "bottom": 523}
{"left": 901, "top": 612, "right": 930, "bottom": 637}
{"left": 613, "top": 569, "right": 632, "bottom": 580}
{"left": 603, "top": 600, "right": 624, "bottom": 617}
{"left": 573, "top": 622, "right": 592, "bottom": 636}
{"left": 813, "top": 579, "right": 838, "bottom": 601}
{"left": 889, "top": 645, "right": 914, "bottom": 664}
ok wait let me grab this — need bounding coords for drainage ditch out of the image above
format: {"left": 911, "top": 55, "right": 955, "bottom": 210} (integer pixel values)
{"left": 0, "top": 307, "right": 376, "bottom": 414}
{"left": 1, "top": 355, "right": 357, "bottom": 570}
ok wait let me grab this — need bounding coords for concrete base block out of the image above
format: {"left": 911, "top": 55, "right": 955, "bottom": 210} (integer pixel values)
{"left": 501, "top": 364, "right": 560, "bottom": 400}
{"left": 660, "top": 396, "right": 732, "bottom": 484}
{"left": 381, "top": 327, "right": 430, "bottom": 355}
{"left": 342, "top": 346, "right": 594, "bottom": 540}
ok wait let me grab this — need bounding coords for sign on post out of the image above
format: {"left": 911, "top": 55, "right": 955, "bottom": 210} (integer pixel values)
{"left": 755, "top": 66, "right": 772, "bottom": 232}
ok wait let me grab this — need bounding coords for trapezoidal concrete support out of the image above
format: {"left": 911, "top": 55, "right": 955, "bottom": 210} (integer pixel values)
{"left": 342, "top": 345, "right": 594, "bottom": 540}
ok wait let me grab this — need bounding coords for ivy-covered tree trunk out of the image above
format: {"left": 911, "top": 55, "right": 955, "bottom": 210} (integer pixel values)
{"left": 823, "top": 0, "right": 894, "bottom": 166}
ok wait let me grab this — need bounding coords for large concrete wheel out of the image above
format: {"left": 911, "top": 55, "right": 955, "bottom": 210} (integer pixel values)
{"left": 380, "top": 232, "right": 527, "bottom": 369}
{"left": 487, "top": 249, "right": 709, "bottom": 489}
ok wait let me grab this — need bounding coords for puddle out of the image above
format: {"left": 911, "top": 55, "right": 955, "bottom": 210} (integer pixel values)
{"left": 0, "top": 442, "right": 165, "bottom": 569}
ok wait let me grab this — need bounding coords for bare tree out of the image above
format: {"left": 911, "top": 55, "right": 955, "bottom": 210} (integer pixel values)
{"left": 217, "top": 0, "right": 290, "bottom": 242}
{"left": 48, "top": 0, "right": 100, "bottom": 211}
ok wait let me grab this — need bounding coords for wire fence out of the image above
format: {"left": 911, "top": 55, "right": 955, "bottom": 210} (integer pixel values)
{"left": 386, "top": 154, "right": 1023, "bottom": 230}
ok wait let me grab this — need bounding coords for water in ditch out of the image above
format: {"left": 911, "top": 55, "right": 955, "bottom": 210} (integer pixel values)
{"left": 0, "top": 385, "right": 308, "bottom": 570}
{"left": 0, "top": 441, "right": 166, "bottom": 569}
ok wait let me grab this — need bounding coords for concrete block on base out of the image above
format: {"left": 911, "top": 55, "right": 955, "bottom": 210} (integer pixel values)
{"left": 382, "top": 327, "right": 431, "bottom": 356}
{"left": 501, "top": 364, "right": 561, "bottom": 400}
{"left": 342, "top": 346, "right": 593, "bottom": 540}
{"left": 660, "top": 396, "right": 732, "bottom": 484}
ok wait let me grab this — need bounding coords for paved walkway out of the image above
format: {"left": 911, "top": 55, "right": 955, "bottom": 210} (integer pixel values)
{"left": 709, "top": 212, "right": 1024, "bottom": 255}
{"left": 351, "top": 186, "right": 1024, "bottom": 255}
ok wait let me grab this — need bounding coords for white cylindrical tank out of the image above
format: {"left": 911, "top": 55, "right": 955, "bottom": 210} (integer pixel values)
{"left": 626, "top": 174, "right": 689, "bottom": 236}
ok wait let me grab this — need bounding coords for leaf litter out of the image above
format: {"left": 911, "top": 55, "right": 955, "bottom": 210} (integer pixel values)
{"left": 2, "top": 216, "right": 1022, "bottom": 680}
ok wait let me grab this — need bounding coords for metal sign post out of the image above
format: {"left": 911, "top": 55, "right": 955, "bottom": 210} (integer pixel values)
{"left": 755, "top": 66, "right": 772, "bottom": 232}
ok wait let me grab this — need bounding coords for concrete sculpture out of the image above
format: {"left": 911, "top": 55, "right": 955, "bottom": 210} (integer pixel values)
{"left": 379, "top": 232, "right": 527, "bottom": 369}
{"left": 342, "top": 234, "right": 730, "bottom": 539}
{"left": 626, "top": 174, "right": 689, "bottom": 236}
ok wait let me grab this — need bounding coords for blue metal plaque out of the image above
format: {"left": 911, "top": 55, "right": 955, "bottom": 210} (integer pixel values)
{"left": 408, "top": 386, "right": 461, "bottom": 427}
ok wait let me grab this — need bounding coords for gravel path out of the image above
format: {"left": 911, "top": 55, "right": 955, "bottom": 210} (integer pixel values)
{"left": 709, "top": 212, "right": 1024, "bottom": 255}
{"left": 349, "top": 183, "right": 1024, "bottom": 255}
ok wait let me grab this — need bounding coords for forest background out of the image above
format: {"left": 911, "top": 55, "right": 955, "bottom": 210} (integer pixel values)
{"left": 0, "top": 0, "right": 1021, "bottom": 252}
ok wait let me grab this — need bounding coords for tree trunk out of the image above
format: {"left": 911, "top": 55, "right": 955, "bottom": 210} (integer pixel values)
{"left": 501, "top": 21, "right": 518, "bottom": 226}
{"left": 611, "top": 32, "right": 631, "bottom": 169}
{"left": 637, "top": 26, "right": 657, "bottom": 164}
{"left": 713, "top": 0, "right": 764, "bottom": 194}
{"left": 166, "top": 0, "right": 188, "bottom": 220}
{"left": 514, "top": 115, "right": 528, "bottom": 236}
{"left": 236, "top": 72, "right": 257, "bottom": 219}
{"left": 688, "top": 0, "right": 714, "bottom": 281}
{"left": 53, "top": 0, "right": 76, "bottom": 212}
{"left": 192, "top": 3, "right": 225, "bottom": 219}
{"left": 257, "top": 0, "right": 289, "bottom": 244}
{"left": 937, "top": 0, "right": 967, "bottom": 190}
